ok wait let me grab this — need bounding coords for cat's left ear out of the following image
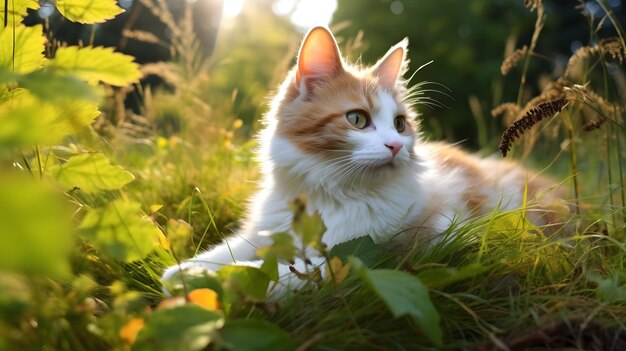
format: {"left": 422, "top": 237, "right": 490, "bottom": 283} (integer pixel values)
{"left": 373, "top": 38, "right": 409, "bottom": 90}
{"left": 296, "top": 26, "right": 343, "bottom": 90}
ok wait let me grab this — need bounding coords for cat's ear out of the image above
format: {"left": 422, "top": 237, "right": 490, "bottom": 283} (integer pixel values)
{"left": 295, "top": 26, "right": 343, "bottom": 89}
{"left": 373, "top": 38, "right": 409, "bottom": 90}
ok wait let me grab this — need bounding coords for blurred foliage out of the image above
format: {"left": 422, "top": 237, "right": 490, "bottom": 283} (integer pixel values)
{"left": 0, "top": 0, "right": 625, "bottom": 350}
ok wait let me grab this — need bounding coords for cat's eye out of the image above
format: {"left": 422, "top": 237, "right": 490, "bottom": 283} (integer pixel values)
{"left": 346, "top": 110, "right": 369, "bottom": 129}
{"left": 394, "top": 116, "right": 406, "bottom": 133}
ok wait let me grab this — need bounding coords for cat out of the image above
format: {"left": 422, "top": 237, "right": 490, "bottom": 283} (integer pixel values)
{"left": 162, "top": 26, "right": 564, "bottom": 294}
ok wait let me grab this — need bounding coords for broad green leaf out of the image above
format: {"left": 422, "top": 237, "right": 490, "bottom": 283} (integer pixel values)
{"left": 0, "top": 89, "right": 99, "bottom": 147}
{"left": 55, "top": 0, "right": 124, "bottom": 24}
{"left": 256, "top": 232, "right": 295, "bottom": 262}
{"left": 53, "top": 99, "right": 101, "bottom": 133}
{"left": 50, "top": 153, "right": 135, "bottom": 193}
{"left": 79, "top": 199, "right": 160, "bottom": 262}
{"left": 417, "top": 263, "right": 490, "bottom": 289}
{"left": 218, "top": 266, "right": 270, "bottom": 302}
{"left": 221, "top": 319, "right": 297, "bottom": 351}
{"left": 587, "top": 273, "right": 626, "bottom": 303}
{"left": 0, "top": 89, "right": 58, "bottom": 147}
{"left": 162, "top": 266, "right": 224, "bottom": 298}
{"left": 0, "top": 24, "right": 45, "bottom": 73}
{"left": 49, "top": 46, "right": 141, "bottom": 86}
{"left": 351, "top": 257, "right": 442, "bottom": 346}
{"left": 292, "top": 210, "right": 325, "bottom": 248}
{"left": 0, "top": 68, "right": 100, "bottom": 102}
{"left": 0, "top": 0, "right": 39, "bottom": 27}
{"left": 260, "top": 253, "right": 279, "bottom": 281}
{"left": 329, "top": 236, "right": 381, "bottom": 267}
{"left": 134, "top": 304, "right": 224, "bottom": 351}
{"left": 0, "top": 177, "right": 72, "bottom": 277}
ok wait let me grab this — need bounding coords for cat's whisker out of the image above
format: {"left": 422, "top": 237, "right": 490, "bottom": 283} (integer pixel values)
{"left": 333, "top": 162, "right": 361, "bottom": 184}
{"left": 315, "top": 156, "right": 358, "bottom": 177}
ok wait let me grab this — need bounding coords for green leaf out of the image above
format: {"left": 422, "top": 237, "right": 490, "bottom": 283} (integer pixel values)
{"left": 221, "top": 319, "right": 297, "bottom": 351}
{"left": 0, "top": 67, "right": 100, "bottom": 103}
{"left": 292, "top": 210, "right": 325, "bottom": 247}
{"left": 134, "top": 305, "right": 224, "bottom": 351}
{"left": 50, "top": 153, "right": 135, "bottom": 193}
{"left": 0, "top": 0, "right": 39, "bottom": 27}
{"left": 351, "top": 257, "right": 442, "bottom": 346}
{"left": 0, "top": 176, "right": 72, "bottom": 277}
{"left": 79, "top": 199, "right": 160, "bottom": 262}
{"left": 329, "top": 236, "right": 381, "bottom": 267}
{"left": 260, "top": 253, "right": 279, "bottom": 281}
{"left": 55, "top": 0, "right": 124, "bottom": 24}
{"left": 49, "top": 46, "right": 141, "bottom": 86}
{"left": 0, "top": 89, "right": 100, "bottom": 147}
{"left": 417, "top": 263, "right": 490, "bottom": 289}
{"left": 218, "top": 266, "right": 270, "bottom": 302}
{"left": 0, "top": 24, "right": 45, "bottom": 73}
{"left": 52, "top": 99, "right": 101, "bottom": 133}
{"left": 587, "top": 273, "right": 626, "bottom": 303}
{"left": 256, "top": 232, "right": 295, "bottom": 263}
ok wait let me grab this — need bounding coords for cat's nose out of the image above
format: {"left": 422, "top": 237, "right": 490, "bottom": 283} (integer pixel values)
{"left": 384, "top": 142, "right": 403, "bottom": 157}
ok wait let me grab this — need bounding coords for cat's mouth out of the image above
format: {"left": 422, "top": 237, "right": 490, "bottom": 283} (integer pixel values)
{"left": 371, "top": 156, "right": 398, "bottom": 169}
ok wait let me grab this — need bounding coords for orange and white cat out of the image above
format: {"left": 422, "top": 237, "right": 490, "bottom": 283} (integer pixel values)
{"left": 162, "top": 27, "right": 562, "bottom": 293}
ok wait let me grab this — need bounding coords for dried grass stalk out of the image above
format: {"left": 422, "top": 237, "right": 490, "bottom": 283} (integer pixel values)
{"left": 501, "top": 46, "right": 528, "bottom": 75}
{"left": 565, "top": 37, "right": 625, "bottom": 77}
{"left": 122, "top": 29, "right": 161, "bottom": 45}
{"left": 491, "top": 103, "right": 521, "bottom": 126}
{"left": 599, "top": 37, "right": 625, "bottom": 63}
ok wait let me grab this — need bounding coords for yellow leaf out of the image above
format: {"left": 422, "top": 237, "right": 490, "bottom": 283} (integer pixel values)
{"left": 55, "top": 0, "right": 124, "bottom": 24}
{"left": 188, "top": 288, "right": 220, "bottom": 311}
{"left": 49, "top": 46, "right": 141, "bottom": 87}
{"left": 0, "top": 0, "right": 39, "bottom": 27}
{"left": 120, "top": 318, "right": 145, "bottom": 345}
{"left": 150, "top": 204, "right": 163, "bottom": 213}
{"left": 326, "top": 257, "right": 350, "bottom": 285}
{"left": 158, "top": 232, "right": 171, "bottom": 251}
{"left": 0, "top": 24, "right": 45, "bottom": 74}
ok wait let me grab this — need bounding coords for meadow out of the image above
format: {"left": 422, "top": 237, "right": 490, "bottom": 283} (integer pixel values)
{"left": 1, "top": 0, "right": 625, "bottom": 350}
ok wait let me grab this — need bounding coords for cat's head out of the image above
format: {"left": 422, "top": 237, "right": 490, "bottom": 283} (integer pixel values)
{"left": 268, "top": 27, "right": 420, "bottom": 184}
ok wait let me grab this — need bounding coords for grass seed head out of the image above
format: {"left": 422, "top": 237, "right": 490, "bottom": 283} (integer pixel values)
{"left": 499, "top": 98, "right": 568, "bottom": 157}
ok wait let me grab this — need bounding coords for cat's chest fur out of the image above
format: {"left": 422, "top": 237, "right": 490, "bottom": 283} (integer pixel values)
{"left": 273, "top": 147, "right": 427, "bottom": 247}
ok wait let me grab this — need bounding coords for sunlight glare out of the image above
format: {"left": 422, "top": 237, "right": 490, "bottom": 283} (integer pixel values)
{"left": 223, "top": 0, "right": 245, "bottom": 19}
{"left": 273, "top": 0, "right": 337, "bottom": 30}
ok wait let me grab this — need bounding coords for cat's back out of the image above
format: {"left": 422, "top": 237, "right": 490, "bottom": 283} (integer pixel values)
{"left": 411, "top": 141, "right": 561, "bottom": 232}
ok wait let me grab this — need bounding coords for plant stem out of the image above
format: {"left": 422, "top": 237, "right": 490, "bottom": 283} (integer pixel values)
{"left": 606, "top": 122, "right": 617, "bottom": 227}
{"left": 614, "top": 109, "right": 626, "bottom": 227}
{"left": 565, "top": 111, "right": 580, "bottom": 215}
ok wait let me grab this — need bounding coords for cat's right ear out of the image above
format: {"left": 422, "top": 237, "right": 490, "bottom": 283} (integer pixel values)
{"left": 295, "top": 27, "right": 343, "bottom": 91}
